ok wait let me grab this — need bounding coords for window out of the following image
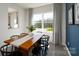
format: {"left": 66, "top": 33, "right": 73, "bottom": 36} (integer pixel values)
{"left": 32, "top": 14, "right": 42, "bottom": 28}
{"left": 43, "top": 12, "right": 53, "bottom": 28}
{"left": 32, "top": 12, "right": 53, "bottom": 31}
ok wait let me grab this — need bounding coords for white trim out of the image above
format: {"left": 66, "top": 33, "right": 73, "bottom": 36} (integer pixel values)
{"left": 65, "top": 44, "right": 71, "bottom": 56}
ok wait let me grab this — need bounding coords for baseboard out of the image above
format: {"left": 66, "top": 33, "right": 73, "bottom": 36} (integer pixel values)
{"left": 65, "top": 44, "right": 71, "bottom": 56}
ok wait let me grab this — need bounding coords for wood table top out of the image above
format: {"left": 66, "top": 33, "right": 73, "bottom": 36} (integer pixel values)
{"left": 4, "top": 39, "right": 14, "bottom": 45}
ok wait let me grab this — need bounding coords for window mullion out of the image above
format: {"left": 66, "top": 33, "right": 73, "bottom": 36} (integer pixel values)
{"left": 42, "top": 14, "right": 44, "bottom": 29}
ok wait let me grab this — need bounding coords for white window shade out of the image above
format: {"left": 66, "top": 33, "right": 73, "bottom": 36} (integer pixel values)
{"left": 44, "top": 12, "right": 53, "bottom": 19}
{"left": 33, "top": 4, "right": 53, "bottom": 14}
{"left": 32, "top": 14, "right": 42, "bottom": 22}
{"left": 32, "top": 4, "right": 53, "bottom": 29}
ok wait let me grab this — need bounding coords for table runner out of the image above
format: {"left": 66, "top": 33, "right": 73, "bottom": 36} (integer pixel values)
{"left": 11, "top": 33, "right": 44, "bottom": 48}
{"left": 11, "top": 34, "right": 33, "bottom": 47}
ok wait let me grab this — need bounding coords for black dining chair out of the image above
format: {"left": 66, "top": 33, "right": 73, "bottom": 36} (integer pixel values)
{"left": 10, "top": 35, "right": 20, "bottom": 40}
{"left": 40, "top": 35, "right": 49, "bottom": 56}
{"left": 20, "top": 33, "right": 28, "bottom": 37}
{"left": 32, "top": 35, "right": 49, "bottom": 56}
{"left": 0, "top": 44, "right": 22, "bottom": 56}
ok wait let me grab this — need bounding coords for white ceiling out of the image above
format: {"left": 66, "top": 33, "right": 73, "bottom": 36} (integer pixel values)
{"left": 17, "top": 3, "right": 51, "bottom": 8}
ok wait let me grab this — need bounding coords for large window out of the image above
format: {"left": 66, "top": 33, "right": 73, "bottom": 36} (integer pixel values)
{"left": 32, "top": 12, "right": 53, "bottom": 31}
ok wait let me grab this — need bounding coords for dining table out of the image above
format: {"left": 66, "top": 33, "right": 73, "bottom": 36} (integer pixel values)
{"left": 4, "top": 33, "right": 44, "bottom": 56}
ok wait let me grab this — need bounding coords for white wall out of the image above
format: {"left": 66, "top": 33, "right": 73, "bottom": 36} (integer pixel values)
{"left": 0, "top": 3, "right": 27, "bottom": 46}
{"left": 24, "top": 9, "right": 29, "bottom": 27}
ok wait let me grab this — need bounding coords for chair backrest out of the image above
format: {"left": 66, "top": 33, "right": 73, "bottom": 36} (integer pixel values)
{"left": 10, "top": 35, "right": 19, "bottom": 40}
{"left": 20, "top": 33, "right": 28, "bottom": 37}
{"left": 40, "top": 35, "right": 49, "bottom": 47}
{"left": 41, "top": 35, "right": 49, "bottom": 41}
{"left": 0, "top": 45, "right": 18, "bottom": 56}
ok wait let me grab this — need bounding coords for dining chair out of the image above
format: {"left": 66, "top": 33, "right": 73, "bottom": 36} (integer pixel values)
{"left": 32, "top": 43, "right": 49, "bottom": 56}
{"left": 32, "top": 35, "right": 49, "bottom": 56}
{"left": 41, "top": 35, "right": 49, "bottom": 48}
{"left": 0, "top": 44, "right": 21, "bottom": 56}
{"left": 20, "top": 33, "right": 28, "bottom": 37}
{"left": 10, "top": 35, "right": 19, "bottom": 40}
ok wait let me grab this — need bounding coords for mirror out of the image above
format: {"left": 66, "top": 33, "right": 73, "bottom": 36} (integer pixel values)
{"left": 8, "top": 8, "right": 19, "bottom": 29}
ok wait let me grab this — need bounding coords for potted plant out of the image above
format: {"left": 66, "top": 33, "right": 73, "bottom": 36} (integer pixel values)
{"left": 27, "top": 25, "right": 35, "bottom": 32}
{"left": 26, "top": 25, "right": 35, "bottom": 36}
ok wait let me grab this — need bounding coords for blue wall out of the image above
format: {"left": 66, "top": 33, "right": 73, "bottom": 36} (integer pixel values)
{"left": 66, "top": 4, "right": 79, "bottom": 56}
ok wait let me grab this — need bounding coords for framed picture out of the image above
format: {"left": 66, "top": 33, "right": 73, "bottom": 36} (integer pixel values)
{"left": 68, "top": 5, "right": 74, "bottom": 24}
{"left": 74, "top": 4, "right": 79, "bottom": 24}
